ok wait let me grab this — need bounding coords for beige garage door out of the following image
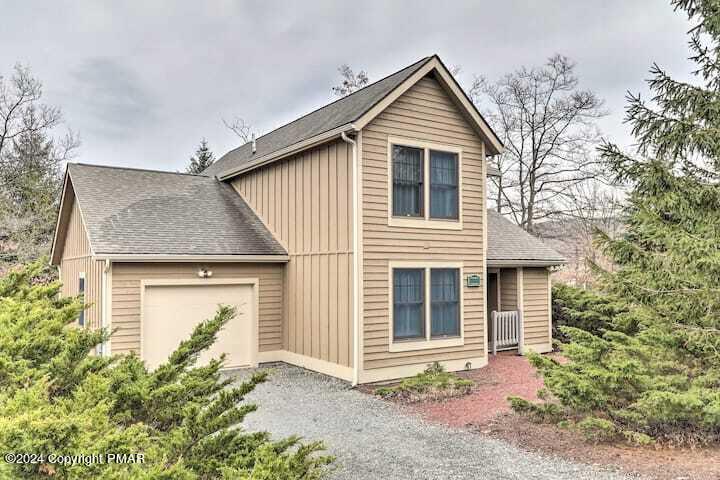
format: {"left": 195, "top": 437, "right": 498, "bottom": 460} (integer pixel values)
{"left": 142, "top": 282, "right": 255, "bottom": 370}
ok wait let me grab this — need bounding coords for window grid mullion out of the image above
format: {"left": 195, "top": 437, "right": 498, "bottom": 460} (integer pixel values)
{"left": 425, "top": 268, "right": 431, "bottom": 341}
{"left": 423, "top": 148, "right": 429, "bottom": 221}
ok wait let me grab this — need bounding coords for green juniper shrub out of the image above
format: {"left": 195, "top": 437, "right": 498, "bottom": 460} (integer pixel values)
{"left": 576, "top": 417, "right": 618, "bottom": 443}
{"left": 375, "top": 362, "right": 474, "bottom": 402}
{"left": 0, "top": 261, "right": 332, "bottom": 479}
{"left": 513, "top": 0, "right": 720, "bottom": 445}
{"left": 622, "top": 430, "right": 655, "bottom": 446}
{"left": 551, "top": 284, "right": 630, "bottom": 342}
{"left": 507, "top": 396, "right": 564, "bottom": 424}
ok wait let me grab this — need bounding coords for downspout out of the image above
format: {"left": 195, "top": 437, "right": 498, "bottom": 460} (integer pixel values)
{"left": 341, "top": 131, "right": 360, "bottom": 386}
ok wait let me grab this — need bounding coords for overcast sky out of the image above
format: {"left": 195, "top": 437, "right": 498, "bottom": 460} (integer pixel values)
{"left": 0, "top": 1, "right": 696, "bottom": 172}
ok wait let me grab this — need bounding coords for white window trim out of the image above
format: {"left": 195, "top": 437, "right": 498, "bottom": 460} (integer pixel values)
{"left": 387, "top": 136, "right": 463, "bottom": 230}
{"left": 388, "top": 260, "right": 464, "bottom": 353}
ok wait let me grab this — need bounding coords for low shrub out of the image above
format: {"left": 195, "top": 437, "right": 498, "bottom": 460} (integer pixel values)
{"left": 375, "top": 362, "right": 473, "bottom": 402}
{"left": 0, "top": 261, "right": 332, "bottom": 479}
{"left": 576, "top": 417, "right": 617, "bottom": 443}
{"left": 508, "top": 396, "right": 564, "bottom": 423}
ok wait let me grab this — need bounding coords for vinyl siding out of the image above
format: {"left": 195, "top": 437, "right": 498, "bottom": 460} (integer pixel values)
{"left": 522, "top": 267, "right": 551, "bottom": 349}
{"left": 109, "top": 262, "right": 284, "bottom": 355}
{"left": 500, "top": 268, "right": 517, "bottom": 311}
{"left": 232, "top": 139, "right": 354, "bottom": 367}
{"left": 360, "top": 74, "right": 487, "bottom": 372}
{"left": 59, "top": 198, "right": 104, "bottom": 330}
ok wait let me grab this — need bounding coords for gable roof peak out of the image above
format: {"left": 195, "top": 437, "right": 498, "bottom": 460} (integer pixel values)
{"left": 205, "top": 55, "right": 502, "bottom": 180}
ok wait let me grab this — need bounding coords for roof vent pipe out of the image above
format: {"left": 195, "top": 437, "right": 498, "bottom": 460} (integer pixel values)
{"left": 251, "top": 133, "right": 256, "bottom": 154}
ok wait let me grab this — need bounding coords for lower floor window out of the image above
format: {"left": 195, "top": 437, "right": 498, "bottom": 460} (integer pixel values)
{"left": 392, "top": 266, "right": 461, "bottom": 342}
{"left": 393, "top": 269, "right": 425, "bottom": 340}
{"left": 431, "top": 268, "right": 460, "bottom": 337}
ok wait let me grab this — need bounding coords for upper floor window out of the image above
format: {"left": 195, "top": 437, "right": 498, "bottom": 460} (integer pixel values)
{"left": 392, "top": 145, "right": 424, "bottom": 217}
{"left": 389, "top": 137, "right": 462, "bottom": 230}
{"left": 429, "top": 150, "right": 459, "bottom": 219}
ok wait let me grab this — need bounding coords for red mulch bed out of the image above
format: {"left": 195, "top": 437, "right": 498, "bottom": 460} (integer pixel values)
{"left": 368, "top": 352, "right": 720, "bottom": 480}
{"left": 404, "top": 352, "right": 545, "bottom": 427}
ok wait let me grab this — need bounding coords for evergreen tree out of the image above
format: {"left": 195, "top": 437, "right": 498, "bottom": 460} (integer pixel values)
{"left": 186, "top": 138, "right": 215, "bottom": 174}
{"left": 0, "top": 64, "right": 78, "bottom": 271}
{"left": 0, "top": 129, "right": 64, "bottom": 267}
{"left": 523, "top": 0, "right": 720, "bottom": 443}
{"left": 0, "top": 261, "right": 331, "bottom": 478}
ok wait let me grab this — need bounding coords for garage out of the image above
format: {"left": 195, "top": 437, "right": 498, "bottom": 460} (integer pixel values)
{"left": 141, "top": 279, "right": 257, "bottom": 370}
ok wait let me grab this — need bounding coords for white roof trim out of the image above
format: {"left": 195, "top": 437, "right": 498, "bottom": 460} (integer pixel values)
{"left": 353, "top": 56, "right": 503, "bottom": 155}
{"left": 50, "top": 169, "right": 96, "bottom": 265}
{"left": 217, "top": 123, "right": 356, "bottom": 180}
{"left": 486, "top": 259, "right": 565, "bottom": 267}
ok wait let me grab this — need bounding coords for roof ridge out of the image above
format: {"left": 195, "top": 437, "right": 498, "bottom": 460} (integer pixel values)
{"left": 217, "top": 56, "right": 434, "bottom": 160}
{"left": 70, "top": 162, "right": 210, "bottom": 178}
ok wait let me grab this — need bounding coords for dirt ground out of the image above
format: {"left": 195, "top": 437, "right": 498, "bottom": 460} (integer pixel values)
{"left": 371, "top": 353, "right": 720, "bottom": 480}
{"left": 480, "top": 413, "right": 720, "bottom": 480}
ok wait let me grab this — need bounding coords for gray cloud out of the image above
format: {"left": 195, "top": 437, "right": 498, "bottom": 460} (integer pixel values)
{"left": 0, "top": 1, "right": 696, "bottom": 171}
{"left": 68, "top": 57, "right": 157, "bottom": 140}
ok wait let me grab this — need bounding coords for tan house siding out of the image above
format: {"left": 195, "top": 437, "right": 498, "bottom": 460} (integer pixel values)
{"left": 231, "top": 139, "right": 355, "bottom": 367}
{"left": 499, "top": 268, "right": 517, "bottom": 311}
{"left": 522, "top": 267, "right": 552, "bottom": 352}
{"left": 59, "top": 199, "right": 104, "bottom": 330}
{"left": 109, "top": 262, "right": 284, "bottom": 355}
{"left": 360, "top": 74, "right": 487, "bottom": 376}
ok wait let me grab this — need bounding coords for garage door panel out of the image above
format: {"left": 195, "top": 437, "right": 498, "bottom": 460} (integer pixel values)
{"left": 142, "top": 283, "right": 255, "bottom": 370}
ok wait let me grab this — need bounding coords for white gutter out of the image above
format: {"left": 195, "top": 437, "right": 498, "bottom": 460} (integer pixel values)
{"left": 93, "top": 254, "right": 289, "bottom": 263}
{"left": 486, "top": 259, "right": 565, "bottom": 268}
{"left": 341, "top": 131, "right": 360, "bottom": 386}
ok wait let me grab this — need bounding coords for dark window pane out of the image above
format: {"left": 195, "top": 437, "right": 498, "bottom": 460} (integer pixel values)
{"left": 429, "top": 150, "right": 458, "bottom": 219}
{"left": 392, "top": 145, "right": 424, "bottom": 217}
{"left": 78, "top": 276, "right": 85, "bottom": 327}
{"left": 393, "top": 268, "right": 425, "bottom": 340}
{"left": 431, "top": 268, "right": 460, "bottom": 337}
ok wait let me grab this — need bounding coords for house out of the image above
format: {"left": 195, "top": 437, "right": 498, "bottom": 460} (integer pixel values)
{"left": 50, "top": 55, "right": 564, "bottom": 384}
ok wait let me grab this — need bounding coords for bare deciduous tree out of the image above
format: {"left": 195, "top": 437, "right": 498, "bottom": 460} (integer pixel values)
{"left": 539, "top": 182, "right": 624, "bottom": 287}
{"left": 331, "top": 64, "right": 369, "bottom": 97}
{"left": 0, "top": 64, "right": 78, "bottom": 268}
{"left": 222, "top": 116, "right": 254, "bottom": 143}
{"left": 472, "top": 55, "right": 607, "bottom": 233}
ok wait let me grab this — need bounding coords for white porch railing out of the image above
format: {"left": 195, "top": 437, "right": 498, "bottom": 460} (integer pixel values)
{"left": 491, "top": 310, "right": 521, "bottom": 355}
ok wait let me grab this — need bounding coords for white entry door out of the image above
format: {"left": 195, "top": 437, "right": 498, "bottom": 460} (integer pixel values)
{"left": 142, "top": 281, "right": 255, "bottom": 370}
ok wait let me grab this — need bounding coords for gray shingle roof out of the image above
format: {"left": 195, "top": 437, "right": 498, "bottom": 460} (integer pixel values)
{"left": 202, "top": 56, "right": 433, "bottom": 178}
{"left": 487, "top": 210, "right": 565, "bottom": 266}
{"left": 67, "top": 163, "right": 286, "bottom": 256}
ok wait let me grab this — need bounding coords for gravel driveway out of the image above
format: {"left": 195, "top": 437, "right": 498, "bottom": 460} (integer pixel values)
{"left": 231, "top": 364, "right": 639, "bottom": 480}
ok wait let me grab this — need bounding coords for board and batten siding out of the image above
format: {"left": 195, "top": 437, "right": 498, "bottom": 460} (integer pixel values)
{"left": 59, "top": 198, "right": 104, "bottom": 330}
{"left": 499, "top": 268, "right": 518, "bottom": 311}
{"left": 360, "top": 73, "right": 487, "bottom": 377}
{"left": 109, "top": 263, "right": 284, "bottom": 355}
{"left": 522, "top": 267, "right": 552, "bottom": 352}
{"left": 232, "top": 138, "right": 355, "bottom": 367}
